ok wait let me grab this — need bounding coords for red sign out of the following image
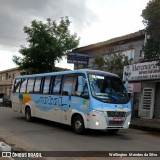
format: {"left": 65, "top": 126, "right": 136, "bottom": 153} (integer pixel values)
{"left": 113, "top": 118, "right": 122, "bottom": 122}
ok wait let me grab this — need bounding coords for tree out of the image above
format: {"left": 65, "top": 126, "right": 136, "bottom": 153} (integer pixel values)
{"left": 141, "top": 0, "right": 160, "bottom": 61}
{"left": 104, "top": 54, "right": 133, "bottom": 79}
{"left": 92, "top": 55, "right": 105, "bottom": 70}
{"left": 92, "top": 54, "right": 132, "bottom": 79}
{"left": 13, "top": 17, "right": 80, "bottom": 75}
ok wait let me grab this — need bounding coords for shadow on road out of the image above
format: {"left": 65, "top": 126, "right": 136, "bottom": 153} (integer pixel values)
{"left": 14, "top": 116, "right": 132, "bottom": 140}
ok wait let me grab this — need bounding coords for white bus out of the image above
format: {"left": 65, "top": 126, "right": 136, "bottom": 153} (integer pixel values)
{"left": 12, "top": 69, "right": 131, "bottom": 134}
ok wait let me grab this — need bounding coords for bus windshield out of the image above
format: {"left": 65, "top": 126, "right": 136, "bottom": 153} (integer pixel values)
{"left": 88, "top": 72, "right": 129, "bottom": 104}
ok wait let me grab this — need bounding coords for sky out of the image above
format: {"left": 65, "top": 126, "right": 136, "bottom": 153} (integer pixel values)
{"left": 0, "top": 0, "right": 150, "bottom": 71}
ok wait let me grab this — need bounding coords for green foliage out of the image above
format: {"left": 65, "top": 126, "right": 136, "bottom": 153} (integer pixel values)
{"left": 141, "top": 38, "right": 160, "bottom": 60}
{"left": 105, "top": 54, "right": 133, "bottom": 79}
{"left": 142, "top": 0, "right": 160, "bottom": 38}
{"left": 13, "top": 17, "right": 80, "bottom": 75}
{"left": 92, "top": 54, "right": 132, "bottom": 79}
{"left": 141, "top": 0, "right": 160, "bottom": 60}
{"left": 92, "top": 55, "right": 105, "bottom": 70}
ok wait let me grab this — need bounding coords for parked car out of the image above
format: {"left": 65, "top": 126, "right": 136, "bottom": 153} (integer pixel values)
{"left": 3, "top": 99, "right": 12, "bottom": 107}
{"left": 0, "top": 93, "right": 5, "bottom": 106}
{"left": 0, "top": 93, "right": 12, "bottom": 107}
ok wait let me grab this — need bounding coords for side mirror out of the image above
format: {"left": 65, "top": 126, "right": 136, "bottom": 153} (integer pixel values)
{"left": 81, "top": 93, "right": 89, "bottom": 99}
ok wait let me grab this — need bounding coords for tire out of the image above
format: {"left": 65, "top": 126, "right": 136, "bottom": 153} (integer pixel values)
{"left": 107, "top": 129, "right": 119, "bottom": 134}
{"left": 72, "top": 115, "right": 85, "bottom": 134}
{"left": 25, "top": 107, "right": 32, "bottom": 122}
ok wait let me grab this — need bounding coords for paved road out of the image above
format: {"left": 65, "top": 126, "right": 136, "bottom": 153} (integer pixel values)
{"left": 0, "top": 107, "right": 160, "bottom": 160}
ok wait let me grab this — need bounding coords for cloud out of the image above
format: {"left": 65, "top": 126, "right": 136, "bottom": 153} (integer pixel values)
{"left": 0, "top": 0, "right": 96, "bottom": 48}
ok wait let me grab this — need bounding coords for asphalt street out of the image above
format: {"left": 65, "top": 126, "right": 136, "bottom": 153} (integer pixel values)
{"left": 0, "top": 107, "right": 160, "bottom": 160}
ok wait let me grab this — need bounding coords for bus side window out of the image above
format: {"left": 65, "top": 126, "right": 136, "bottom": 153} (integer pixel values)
{"left": 43, "top": 77, "right": 51, "bottom": 94}
{"left": 13, "top": 79, "right": 22, "bottom": 93}
{"left": 20, "top": 79, "right": 28, "bottom": 93}
{"left": 26, "top": 78, "right": 35, "bottom": 93}
{"left": 52, "top": 76, "right": 62, "bottom": 95}
{"left": 34, "top": 77, "right": 42, "bottom": 94}
{"left": 62, "top": 75, "right": 76, "bottom": 96}
{"left": 75, "top": 75, "right": 89, "bottom": 99}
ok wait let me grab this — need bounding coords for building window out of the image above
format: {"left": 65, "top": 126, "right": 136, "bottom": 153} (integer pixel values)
{"left": 0, "top": 76, "right": 4, "bottom": 81}
{"left": 13, "top": 73, "right": 16, "bottom": 79}
{"left": 6, "top": 73, "right": 8, "bottom": 80}
{"left": 121, "top": 49, "right": 134, "bottom": 60}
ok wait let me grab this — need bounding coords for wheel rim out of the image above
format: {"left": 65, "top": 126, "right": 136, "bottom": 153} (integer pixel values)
{"left": 26, "top": 112, "right": 29, "bottom": 120}
{"left": 75, "top": 120, "right": 82, "bottom": 130}
{"left": 26, "top": 109, "right": 30, "bottom": 120}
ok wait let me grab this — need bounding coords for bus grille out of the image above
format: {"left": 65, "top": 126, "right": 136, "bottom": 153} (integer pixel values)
{"left": 107, "top": 111, "right": 126, "bottom": 117}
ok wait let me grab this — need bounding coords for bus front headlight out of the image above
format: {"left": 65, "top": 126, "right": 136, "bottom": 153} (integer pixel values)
{"left": 92, "top": 109, "right": 104, "bottom": 116}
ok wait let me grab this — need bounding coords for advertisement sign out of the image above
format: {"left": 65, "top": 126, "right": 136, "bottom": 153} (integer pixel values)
{"left": 67, "top": 52, "right": 89, "bottom": 65}
{"left": 123, "top": 61, "right": 160, "bottom": 81}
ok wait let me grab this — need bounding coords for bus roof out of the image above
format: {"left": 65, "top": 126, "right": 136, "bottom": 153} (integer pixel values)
{"left": 15, "top": 69, "right": 119, "bottom": 79}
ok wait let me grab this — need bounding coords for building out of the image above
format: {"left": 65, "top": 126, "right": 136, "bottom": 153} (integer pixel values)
{"left": 73, "top": 30, "right": 145, "bottom": 69}
{"left": 123, "top": 60, "right": 160, "bottom": 119}
{"left": 0, "top": 67, "right": 20, "bottom": 99}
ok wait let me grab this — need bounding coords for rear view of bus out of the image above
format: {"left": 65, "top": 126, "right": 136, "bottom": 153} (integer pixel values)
{"left": 86, "top": 70, "right": 131, "bottom": 133}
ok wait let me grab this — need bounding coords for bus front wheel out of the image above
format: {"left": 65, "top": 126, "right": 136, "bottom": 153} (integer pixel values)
{"left": 25, "top": 107, "right": 32, "bottom": 122}
{"left": 72, "top": 115, "right": 85, "bottom": 134}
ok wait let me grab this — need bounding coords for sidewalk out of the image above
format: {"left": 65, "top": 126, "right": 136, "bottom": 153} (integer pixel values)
{"left": 130, "top": 118, "right": 160, "bottom": 132}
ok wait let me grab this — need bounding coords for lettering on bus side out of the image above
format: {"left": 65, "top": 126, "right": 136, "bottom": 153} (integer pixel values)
{"left": 36, "top": 96, "right": 65, "bottom": 106}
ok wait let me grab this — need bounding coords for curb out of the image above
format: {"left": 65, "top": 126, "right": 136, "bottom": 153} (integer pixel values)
{"left": 130, "top": 124, "right": 160, "bottom": 132}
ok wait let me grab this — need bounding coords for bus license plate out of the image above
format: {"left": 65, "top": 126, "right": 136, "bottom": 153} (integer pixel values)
{"left": 113, "top": 118, "right": 122, "bottom": 122}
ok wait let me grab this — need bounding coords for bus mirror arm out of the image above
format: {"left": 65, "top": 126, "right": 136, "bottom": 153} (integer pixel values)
{"left": 81, "top": 93, "right": 89, "bottom": 99}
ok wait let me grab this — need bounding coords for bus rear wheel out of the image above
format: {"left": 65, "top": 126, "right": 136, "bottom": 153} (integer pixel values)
{"left": 25, "top": 107, "right": 32, "bottom": 122}
{"left": 72, "top": 115, "right": 85, "bottom": 134}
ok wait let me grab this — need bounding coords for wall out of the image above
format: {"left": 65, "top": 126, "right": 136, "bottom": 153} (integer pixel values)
{"left": 139, "top": 82, "right": 156, "bottom": 119}
{"left": 87, "top": 38, "right": 144, "bottom": 68}
{"left": 0, "top": 68, "right": 20, "bottom": 98}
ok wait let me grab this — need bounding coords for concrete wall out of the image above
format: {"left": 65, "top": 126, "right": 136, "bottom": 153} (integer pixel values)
{"left": 87, "top": 38, "right": 144, "bottom": 68}
{"left": 0, "top": 68, "right": 20, "bottom": 98}
{"left": 139, "top": 82, "right": 156, "bottom": 119}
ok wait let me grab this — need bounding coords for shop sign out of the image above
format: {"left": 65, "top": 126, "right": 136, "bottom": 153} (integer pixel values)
{"left": 128, "top": 83, "right": 133, "bottom": 93}
{"left": 123, "top": 61, "right": 160, "bottom": 81}
{"left": 67, "top": 52, "right": 89, "bottom": 65}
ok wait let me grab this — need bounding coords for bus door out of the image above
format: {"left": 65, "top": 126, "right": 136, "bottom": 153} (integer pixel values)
{"left": 61, "top": 74, "right": 90, "bottom": 125}
{"left": 61, "top": 75, "right": 76, "bottom": 124}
